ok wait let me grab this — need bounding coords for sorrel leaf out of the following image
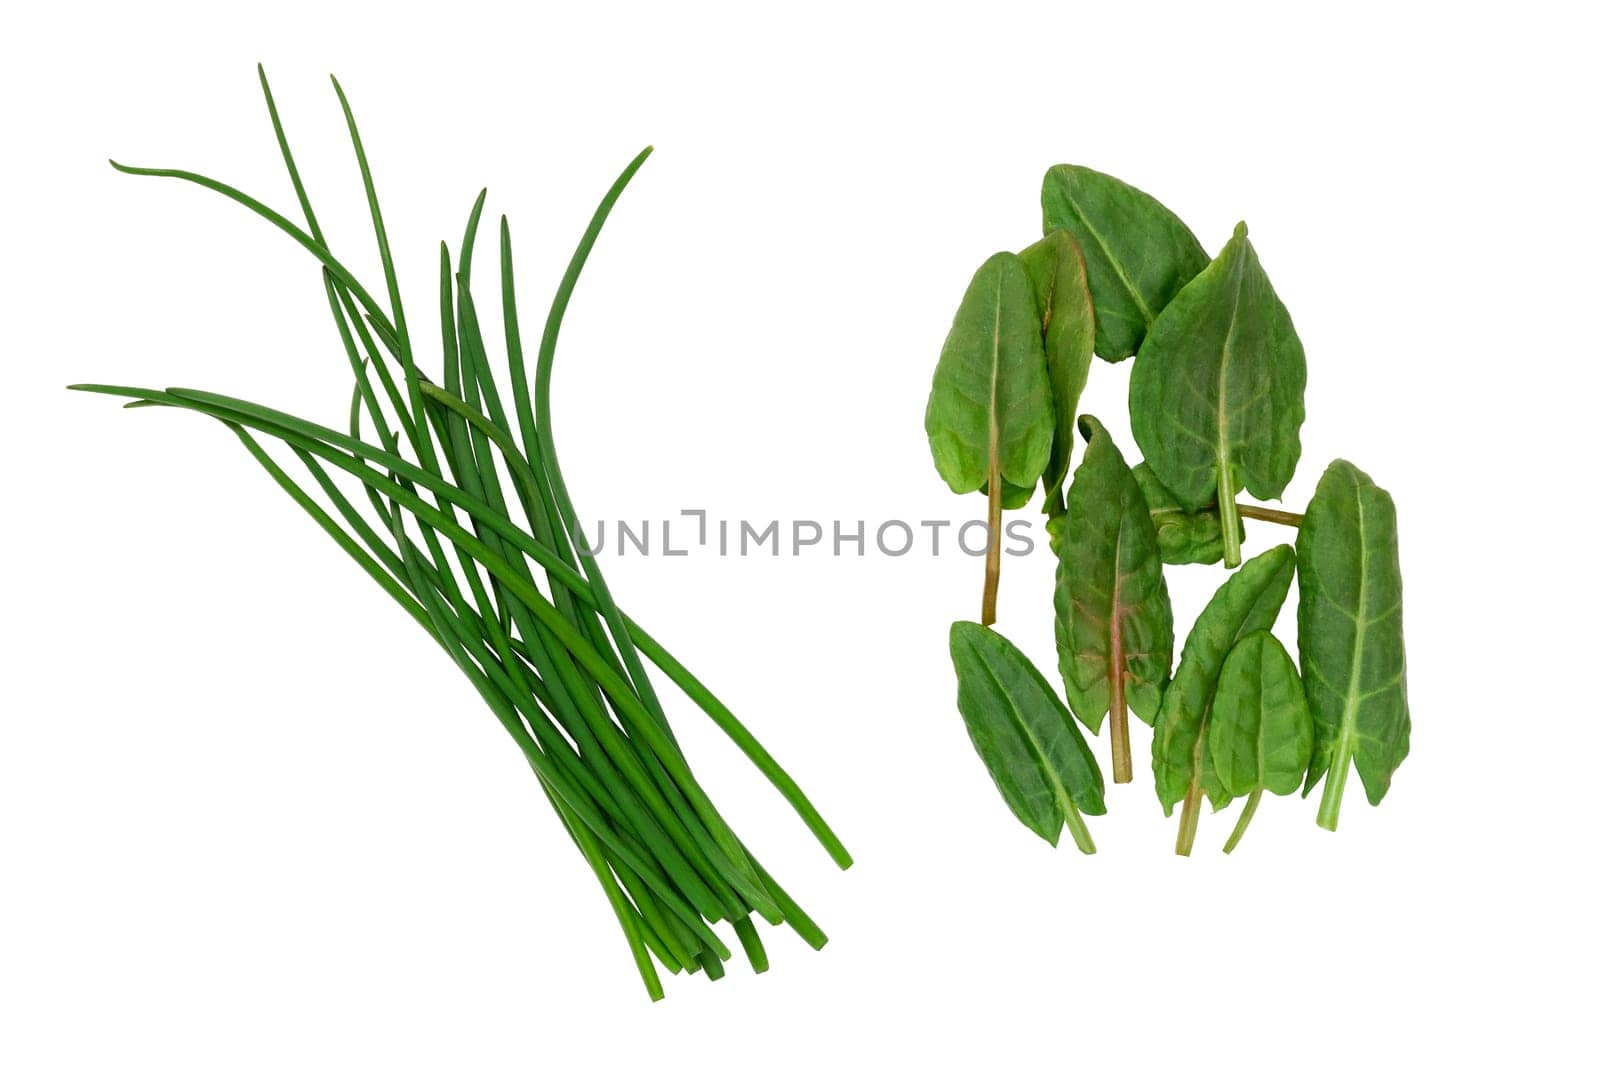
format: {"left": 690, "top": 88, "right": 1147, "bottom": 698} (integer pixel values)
{"left": 1054, "top": 416, "right": 1172, "bottom": 784}
{"left": 1019, "top": 230, "right": 1095, "bottom": 512}
{"left": 1128, "top": 222, "right": 1306, "bottom": 568}
{"left": 995, "top": 478, "right": 1036, "bottom": 509}
{"left": 925, "top": 252, "right": 1053, "bottom": 499}
{"left": 949, "top": 621, "right": 1104, "bottom": 852}
{"left": 1131, "top": 461, "right": 1235, "bottom": 566}
{"left": 1296, "top": 460, "right": 1410, "bottom": 831}
{"left": 1208, "top": 631, "right": 1312, "bottom": 852}
{"left": 1151, "top": 544, "right": 1295, "bottom": 854}
{"left": 928, "top": 162, "right": 1414, "bottom": 855}
{"left": 1039, "top": 164, "right": 1208, "bottom": 363}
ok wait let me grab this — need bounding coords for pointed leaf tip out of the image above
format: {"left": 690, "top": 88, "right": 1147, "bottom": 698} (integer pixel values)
{"left": 1129, "top": 214, "right": 1304, "bottom": 515}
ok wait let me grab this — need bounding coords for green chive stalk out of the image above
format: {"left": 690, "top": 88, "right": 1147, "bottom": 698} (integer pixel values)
{"left": 75, "top": 68, "right": 851, "bottom": 1000}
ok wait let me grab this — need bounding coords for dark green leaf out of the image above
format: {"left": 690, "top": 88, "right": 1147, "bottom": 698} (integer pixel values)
{"left": 925, "top": 252, "right": 1052, "bottom": 501}
{"left": 1019, "top": 230, "right": 1095, "bottom": 509}
{"left": 949, "top": 621, "right": 1104, "bottom": 849}
{"left": 1210, "top": 631, "right": 1312, "bottom": 798}
{"left": 1128, "top": 222, "right": 1306, "bottom": 568}
{"left": 1040, "top": 164, "right": 1208, "bottom": 363}
{"left": 1055, "top": 417, "right": 1173, "bottom": 749}
{"left": 1151, "top": 544, "right": 1296, "bottom": 816}
{"left": 1297, "top": 460, "right": 1410, "bottom": 830}
{"left": 1131, "top": 462, "right": 1237, "bottom": 566}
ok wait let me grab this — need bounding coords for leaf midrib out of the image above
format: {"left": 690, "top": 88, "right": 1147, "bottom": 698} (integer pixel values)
{"left": 1214, "top": 246, "right": 1248, "bottom": 483}
{"left": 988, "top": 273, "right": 1003, "bottom": 479}
{"left": 1253, "top": 653, "right": 1269, "bottom": 790}
{"left": 971, "top": 650, "right": 1074, "bottom": 824}
{"left": 1330, "top": 478, "right": 1370, "bottom": 783}
{"left": 1068, "top": 198, "right": 1155, "bottom": 326}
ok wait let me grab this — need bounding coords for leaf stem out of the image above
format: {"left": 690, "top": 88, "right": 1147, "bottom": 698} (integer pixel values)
{"left": 1061, "top": 802, "right": 1096, "bottom": 855}
{"left": 1317, "top": 752, "right": 1351, "bottom": 831}
{"left": 981, "top": 461, "right": 1002, "bottom": 626}
{"left": 1175, "top": 777, "right": 1202, "bottom": 856}
{"left": 1237, "top": 503, "right": 1302, "bottom": 528}
{"left": 1222, "top": 789, "right": 1262, "bottom": 853}
{"left": 1216, "top": 460, "right": 1243, "bottom": 568}
{"left": 1107, "top": 637, "right": 1131, "bottom": 785}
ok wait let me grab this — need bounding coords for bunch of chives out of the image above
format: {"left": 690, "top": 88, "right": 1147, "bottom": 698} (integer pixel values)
{"left": 73, "top": 68, "right": 851, "bottom": 1000}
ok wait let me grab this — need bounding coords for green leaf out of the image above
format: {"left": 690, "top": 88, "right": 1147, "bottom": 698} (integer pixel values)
{"left": 995, "top": 478, "right": 1036, "bottom": 509}
{"left": 1045, "top": 512, "right": 1067, "bottom": 558}
{"left": 1151, "top": 544, "right": 1296, "bottom": 818}
{"left": 1297, "top": 460, "right": 1410, "bottom": 831}
{"left": 1131, "top": 462, "right": 1238, "bottom": 566}
{"left": 1054, "top": 417, "right": 1172, "bottom": 784}
{"left": 1210, "top": 631, "right": 1312, "bottom": 798}
{"left": 1128, "top": 222, "right": 1306, "bottom": 568}
{"left": 1208, "top": 631, "right": 1312, "bottom": 853}
{"left": 949, "top": 621, "right": 1104, "bottom": 851}
{"left": 1040, "top": 164, "right": 1208, "bottom": 363}
{"left": 1019, "top": 230, "right": 1095, "bottom": 510}
{"left": 925, "top": 252, "right": 1053, "bottom": 501}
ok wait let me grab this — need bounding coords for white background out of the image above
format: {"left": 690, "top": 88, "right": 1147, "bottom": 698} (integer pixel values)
{"left": 4, "top": 2, "right": 1596, "bottom": 1063}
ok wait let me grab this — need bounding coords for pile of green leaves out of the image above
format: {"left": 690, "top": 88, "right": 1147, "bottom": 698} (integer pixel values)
{"left": 74, "top": 69, "right": 850, "bottom": 999}
{"left": 927, "top": 165, "right": 1409, "bottom": 855}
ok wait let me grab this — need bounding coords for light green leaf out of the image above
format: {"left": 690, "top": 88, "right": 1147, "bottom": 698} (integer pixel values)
{"left": 995, "top": 478, "right": 1036, "bottom": 510}
{"left": 1297, "top": 460, "right": 1410, "bottom": 831}
{"left": 925, "top": 252, "right": 1053, "bottom": 502}
{"left": 1211, "top": 632, "right": 1312, "bottom": 797}
{"left": 1040, "top": 164, "right": 1208, "bottom": 363}
{"left": 1151, "top": 544, "right": 1296, "bottom": 818}
{"left": 1209, "top": 631, "right": 1312, "bottom": 852}
{"left": 949, "top": 621, "right": 1104, "bottom": 851}
{"left": 1131, "top": 462, "right": 1238, "bottom": 566}
{"left": 1019, "top": 230, "right": 1095, "bottom": 510}
{"left": 1045, "top": 512, "right": 1067, "bottom": 558}
{"left": 1128, "top": 222, "right": 1306, "bottom": 568}
{"left": 1054, "top": 417, "right": 1172, "bottom": 784}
